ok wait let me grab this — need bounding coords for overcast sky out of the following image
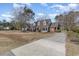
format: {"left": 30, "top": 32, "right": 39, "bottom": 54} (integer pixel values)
{"left": 0, "top": 3, "right": 79, "bottom": 22}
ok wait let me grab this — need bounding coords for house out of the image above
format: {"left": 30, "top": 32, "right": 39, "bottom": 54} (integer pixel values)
{"left": 35, "top": 19, "right": 56, "bottom": 32}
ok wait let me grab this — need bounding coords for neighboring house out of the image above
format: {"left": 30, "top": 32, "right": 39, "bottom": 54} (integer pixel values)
{"left": 3, "top": 26, "right": 10, "bottom": 30}
{"left": 21, "top": 23, "right": 30, "bottom": 32}
{"left": 50, "top": 23, "right": 57, "bottom": 32}
{"left": 0, "top": 26, "right": 10, "bottom": 30}
{"left": 21, "top": 22, "right": 36, "bottom": 32}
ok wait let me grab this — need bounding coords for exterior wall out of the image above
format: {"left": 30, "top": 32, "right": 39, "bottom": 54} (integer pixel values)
{"left": 50, "top": 27, "right": 55, "bottom": 32}
{"left": 50, "top": 23, "right": 57, "bottom": 32}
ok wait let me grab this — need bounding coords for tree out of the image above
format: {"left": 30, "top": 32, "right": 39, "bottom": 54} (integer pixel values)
{"left": 55, "top": 14, "right": 64, "bottom": 30}
{"left": 63, "top": 11, "right": 76, "bottom": 31}
{"left": 12, "top": 5, "right": 35, "bottom": 31}
{"left": 2, "top": 19, "right": 6, "bottom": 27}
{"left": 55, "top": 11, "right": 76, "bottom": 31}
{"left": 10, "top": 20, "right": 16, "bottom": 30}
{"left": 21, "top": 6, "right": 35, "bottom": 31}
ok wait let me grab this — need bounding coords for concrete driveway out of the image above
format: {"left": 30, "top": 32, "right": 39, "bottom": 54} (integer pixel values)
{"left": 1, "top": 32, "right": 66, "bottom": 56}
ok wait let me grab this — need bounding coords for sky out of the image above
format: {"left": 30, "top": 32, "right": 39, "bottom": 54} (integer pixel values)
{"left": 0, "top": 3, "right": 79, "bottom": 22}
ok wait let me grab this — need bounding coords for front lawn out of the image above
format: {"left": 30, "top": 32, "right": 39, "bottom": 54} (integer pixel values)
{"left": 0, "top": 31, "right": 53, "bottom": 54}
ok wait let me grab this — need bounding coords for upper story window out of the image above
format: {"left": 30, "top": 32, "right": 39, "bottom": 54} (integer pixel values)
{"left": 43, "top": 21, "right": 46, "bottom": 25}
{"left": 38, "top": 22, "right": 40, "bottom": 26}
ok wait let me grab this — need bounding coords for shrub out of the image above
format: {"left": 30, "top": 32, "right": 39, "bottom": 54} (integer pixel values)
{"left": 56, "top": 29, "right": 61, "bottom": 32}
{"left": 72, "top": 26, "right": 79, "bottom": 33}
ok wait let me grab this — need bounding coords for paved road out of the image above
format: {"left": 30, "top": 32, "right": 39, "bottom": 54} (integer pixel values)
{"left": 1, "top": 32, "right": 66, "bottom": 56}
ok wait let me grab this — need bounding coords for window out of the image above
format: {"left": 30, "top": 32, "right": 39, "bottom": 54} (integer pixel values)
{"left": 38, "top": 22, "right": 40, "bottom": 26}
{"left": 43, "top": 28, "right": 47, "bottom": 31}
{"left": 43, "top": 28, "right": 45, "bottom": 30}
{"left": 43, "top": 21, "right": 46, "bottom": 25}
{"left": 46, "top": 28, "right": 47, "bottom": 30}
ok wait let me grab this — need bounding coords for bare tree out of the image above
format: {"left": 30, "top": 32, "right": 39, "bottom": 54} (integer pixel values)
{"left": 55, "top": 11, "right": 76, "bottom": 31}
{"left": 12, "top": 5, "right": 35, "bottom": 31}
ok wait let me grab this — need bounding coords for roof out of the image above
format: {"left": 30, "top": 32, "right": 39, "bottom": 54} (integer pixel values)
{"left": 50, "top": 22, "right": 57, "bottom": 27}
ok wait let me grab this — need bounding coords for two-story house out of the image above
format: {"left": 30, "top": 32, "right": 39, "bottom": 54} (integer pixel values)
{"left": 35, "top": 19, "right": 56, "bottom": 32}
